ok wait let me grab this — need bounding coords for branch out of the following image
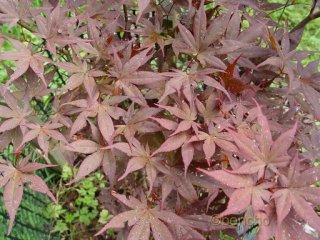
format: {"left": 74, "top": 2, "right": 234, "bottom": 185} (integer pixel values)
{"left": 289, "top": 4, "right": 320, "bottom": 50}
{"left": 310, "top": 0, "right": 318, "bottom": 15}
{"left": 275, "top": 0, "right": 290, "bottom": 31}
{"left": 290, "top": 11, "right": 320, "bottom": 33}
{"left": 17, "top": 21, "right": 35, "bottom": 33}
{"left": 123, "top": 4, "right": 131, "bottom": 40}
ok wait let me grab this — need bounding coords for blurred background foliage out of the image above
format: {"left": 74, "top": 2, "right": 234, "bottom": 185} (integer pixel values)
{"left": 43, "top": 165, "right": 112, "bottom": 240}
{"left": 268, "top": 0, "right": 320, "bottom": 63}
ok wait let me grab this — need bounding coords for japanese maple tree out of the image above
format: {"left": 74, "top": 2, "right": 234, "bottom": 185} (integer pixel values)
{"left": 0, "top": 0, "right": 320, "bottom": 239}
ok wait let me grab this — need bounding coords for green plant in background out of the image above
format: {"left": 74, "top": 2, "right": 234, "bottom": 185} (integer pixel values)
{"left": 0, "top": 188, "right": 60, "bottom": 240}
{"left": 0, "top": 145, "right": 59, "bottom": 239}
{"left": 45, "top": 165, "right": 112, "bottom": 240}
{"left": 268, "top": 0, "right": 320, "bottom": 64}
{"left": 219, "top": 232, "right": 236, "bottom": 240}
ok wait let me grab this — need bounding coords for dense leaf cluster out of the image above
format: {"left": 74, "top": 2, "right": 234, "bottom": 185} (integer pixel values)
{"left": 0, "top": 0, "right": 320, "bottom": 239}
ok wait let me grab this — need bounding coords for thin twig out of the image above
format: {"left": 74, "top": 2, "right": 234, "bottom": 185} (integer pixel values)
{"left": 275, "top": 0, "right": 290, "bottom": 31}
{"left": 17, "top": 20, "right": 35, "bottom": 33}
{"left": 123, "top": 4, "right": 132, "bottom": 40}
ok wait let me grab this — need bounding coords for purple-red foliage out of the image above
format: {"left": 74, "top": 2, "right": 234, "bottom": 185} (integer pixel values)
{"left": 0, "top": 0, "right": 320, "bottom": 239}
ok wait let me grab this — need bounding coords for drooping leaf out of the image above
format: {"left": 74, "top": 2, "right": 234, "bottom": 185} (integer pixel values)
{"left": 0, "top": 156, "right": 56, "bottom": 234}
{"left": 95, "top": 192, "right": 188, "bottom": 240}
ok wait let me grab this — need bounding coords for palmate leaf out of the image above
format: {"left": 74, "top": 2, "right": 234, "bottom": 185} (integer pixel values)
{"left": 0, "top": 37, "right": 50, "bottom": 87}
{"left": 64, "top": 94, "right": 127, "bottom": 142}
{"left": 0, "top": 155, "right": 56, "bottom": 235}
{"left": 65, "top": 139, "right": 118, "bottom": 186}
{"left": 295, "top": 60, "right": 320, "bottom": 120}
{"left": 257, "top": 27, "right": 305, "bottom": 92}
{"left": 34, "top": 4, "right": 86, "bottom": 56}
{"left": 256, "top": 197, "right": 319, "bottom": 240}
{"left": 134, "top": 18, "right": 172, "bottom": 53}
{"left": 0, "top": 90, "right": 31, "bottom": 135}
{"left": 116, "top": 104, "right": 162, "bottom": 141}
{"left": 172, "top": 1, "right": 230, "bottom": 69}
{"left": 188, "top": 122, "right": 237, "bottom": 165}
{"left": 226, "top": 102, "right": 297, "bottom": 178}
{"left": 151, "top": 131, "right": 194, "bottom": 174}
{"left": 159, "top": 66, "right": 230, "bottom": 104}
{"left": 95, "top": 192, "right": 188, "bottom": 240}
{"left": 19, "top": 122, "right": 68, "bottom": 159}
{"left": 0, "top": 0, "right": 32, "bottom": 29}
{"left": 272, "top": 156, "right": 320, "bottom": 232}
{"left": 198, "top": 169, "right": 273, "bottom": 216}
{"left": 108, "top": 47, "right": 166, "bottom": 106}
{"left": 107, "top": 138, "right": 162, "bottom": 194}
{"left": 56, "top": 58, "right": 106, "bottom": 98}
{"left": 156, "top": 101, "right": 199, "bottom": 135}
{"left": 160, "top": 168, "right": 198, "bottom": 204}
